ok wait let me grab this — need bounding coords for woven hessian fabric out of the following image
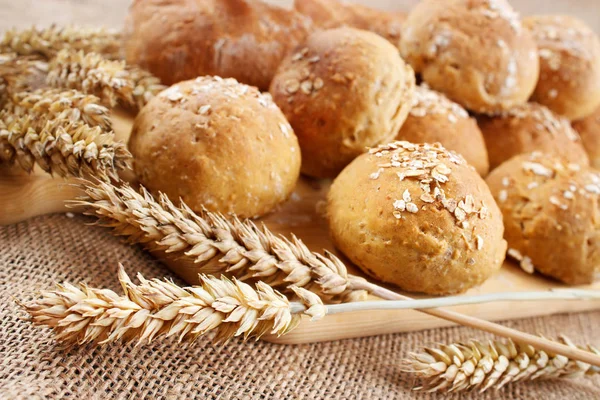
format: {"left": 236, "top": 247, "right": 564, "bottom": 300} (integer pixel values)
{"left": 1, "top": 214, "right": 599, "bottom": 399}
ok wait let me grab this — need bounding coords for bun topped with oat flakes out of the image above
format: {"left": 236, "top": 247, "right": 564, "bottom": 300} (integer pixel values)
{"left": 129, "top": 76, "right": 301, "bottom": 219}
{"left": 395, "top": 85, "right": 489, "bottom": 176}
{"left": 270, "top": 27, "right": 415, "bottom": 178}
{"left": 478, "top": 102, "right": 588, "bottom": 171}
{"left": 524, "top": 15, "right": 600, "bottom": 121}
{"left": 486, "top": 152, "right": 600, "bottom": 285}
{"left": 327, "top": 141, "right": 506, "bottom": 295}
{"left": 400, "top": 0, "right": 539, "bottom": 114}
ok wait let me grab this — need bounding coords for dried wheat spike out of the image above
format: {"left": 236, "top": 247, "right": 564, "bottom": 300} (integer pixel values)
{"left": 46, "top": 49, "right": 164, "bottom": 110}
{"left": 0, "top": 111, "right": 130, "bottom": 179}
{"left": 0, "top": 53, "right": 48, "bottom": 105}
{"left": 6, "top": 88, "right": 111, "bottom": 130}
{"left": 73, "top": 180, "right": 368, "bottom": 303}
{"left": 404, "top": 337, "right": 600, "bottom": 393}
{"left": 0, "top": 24, "right": 121, "bottom": 59}
{"left": 21, "top": 264, "right": 322, "bottom": 345}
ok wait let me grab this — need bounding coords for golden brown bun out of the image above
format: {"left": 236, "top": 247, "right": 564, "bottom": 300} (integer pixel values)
{"left": 395, "top": 85, "right": 489, "bottom": 176}
{"left": 294, "top": 0, "right": 406, "bottom": 47}
{"left": 129, "top": 77, "right": 301, "bottom": 218}
{"left": 524, "top": 15, "right": 600, "bottom": 121}
{"left": 269, "top": 28, "right": 415, "bottom": 179}
{"left": 327, "top": 141, "right": 506, "bottom": 295}
{"left": 400, "top": 0, "right": 539, "bottom": 114}
{"left": 486, "top": 152, "right": 600, "bottom": 284}
{"left": 478, "top": 102, "right": 588, "bottom": 171}
{"left": 123, "top": 0, "right": 313, "bottom": 90}
{"left": 572, "top": 105, "right": 600, "bottom": 169}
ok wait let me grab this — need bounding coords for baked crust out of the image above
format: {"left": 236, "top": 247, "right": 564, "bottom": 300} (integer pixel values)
{"left": 270, "top": 27, "right": 415, "bottom": 178}
{"left": 123, "top": 0, "right": 313, "bottom": 90}
{"left": 478, "top": 102, "right": 588, "bottom": 170}
{"left": 524, "top": 15, "right": 600, "bottom": 121}
{"left": 294, "top": 0, "right": 406, "bottom": 47}
{"left": 400, "top": 0, "right": 539, "bottom": 114}
{"left": 129, "top": 77, "right": 301, "bottom": 218}
{"left": 395, "top": 85, "right": 489, "bottom": 176}
{"left": 327, "top": 141, "right": 506, "bottom": 295}
{"left": 572, "top": 105, "right": 600, "bottom": 169}
{"left": 486, "top": 152, "right": 600, "bottom": 284}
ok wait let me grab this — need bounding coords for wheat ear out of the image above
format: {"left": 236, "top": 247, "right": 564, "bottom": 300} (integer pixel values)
{"left": 0, "top": 24, "right": 121, "bottom": 60}
{"left": 403, "top": 337, "right": 600, "bottom": 393}
{"left": 21, "top": 264, "right": 324, "bottom": 345}
{"left": 0, "top": 111, "right": 130, "bottom": 179}
{"left": 72, "top": 180, "right": 369, "bottom": 304}
{"left": 46, "top": 49, "right": 165, "bottom": 110}
{"left": 0, "top": 53, "right": 48, "bottom": 104}
{"left": 5, "top": 88, "right": 112, "bottom": 130}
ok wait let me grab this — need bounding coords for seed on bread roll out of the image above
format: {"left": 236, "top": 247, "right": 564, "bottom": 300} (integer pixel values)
{"left": 572, "top": 105, "right": 600, "bottom": 169}
{"left": 123, "top": 0, "right": 313, "bottom": 90}
{"left": 478, "top": 102, "right": 588, "bottom": 171}
{"left": 327, "top": 141, "right": 507, "bottom": 295}
{"left": 395, "top": 85, "right": 489, "bottom": 176}
{"left": 129, "top": 77, "right": 301, "bottom": 218}
{"left": 524, "top": 15, "right": 600, "bottom": 121}
{"left": 400, "top": 0, "right": 539, "bottom": 114}
{"left": 486, "top": 152, "right": 600, "bottom": 284}
{"left": 270, "top": 28, "right": 415, "bottom": 179}
{"left": 294, "top": 0, "right": 406, "bottom": 47}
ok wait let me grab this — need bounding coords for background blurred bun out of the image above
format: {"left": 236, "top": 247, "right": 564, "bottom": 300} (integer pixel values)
{"left": 123, "top": 0, "right": 313, "bottom": 90}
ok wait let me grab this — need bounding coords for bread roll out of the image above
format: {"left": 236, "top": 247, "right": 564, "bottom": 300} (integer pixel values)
{"left": 524, "top": 15, "right": 600, "bottom": 121}
{"left": 400, "top": 0, "right": 539, "bottom": 114}
{"left": 486, "top": 152, "right": 600, "bottom": 284}
{"left": 572, "top": 105, "right": 600, "bottom": 169}
{"left": 478, "top": 102, "right": 588, "bottom": 171}
{"left": 327, "top": 141, "right": 506, "bottom": 295}
{"left": 123, "top": 0, "right": 313, "bottom": 90}
{"left": 294, "top": 0, "right": 406, "bottom": 47}
{"left": 129, "top": 77, "right": 301, "bottom": 218}
{"left": 395, "top": 85, "right": 489, "bottom": 176}
{"left": 270, "top": 28, "right": 415, "bottom": 178}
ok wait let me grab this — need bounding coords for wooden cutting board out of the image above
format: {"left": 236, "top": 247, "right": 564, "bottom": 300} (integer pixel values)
{"left": 1, "top": 112, "right": 599, "bottom": 344}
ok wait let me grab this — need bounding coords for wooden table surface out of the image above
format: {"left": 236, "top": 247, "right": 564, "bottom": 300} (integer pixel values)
{"left": 0, "top": 0, "right": 598, "bottom": 32}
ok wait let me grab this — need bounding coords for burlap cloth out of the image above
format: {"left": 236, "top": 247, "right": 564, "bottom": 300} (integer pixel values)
{"left": 0, "top": 214, "right": 597, "bottom": 399}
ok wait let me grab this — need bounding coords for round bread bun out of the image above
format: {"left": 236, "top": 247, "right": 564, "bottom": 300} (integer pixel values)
{"left": 327, "top": 141, "right": 507, "bottom": 295}
{"left": 129, "top": 77, "right": 301, "bottom": 218}
{"left": 269, "top": 28, "right": 415, "bottom": 178}
{"left": 524, "top": 15, "right": 600, "bottom": 121}
{"left": 400, "top": 0, "right": 539, "bottom": 114}
{"left": 478, "top": 102, "right": 589, "bottom": 171}
{"left": 486, "top": 152, "right": 600, "bottom": 284}
{"left": 395, "top": 85, "right": 489, "bottom": 176}
{"left": 123, "top": 0, "right": 313, "bottom": 90}
{"left": 294, "top": 0, "right": 406, "bottom": 47}
{"left": 572, "top": 105, "right": 600, "bottom": 169}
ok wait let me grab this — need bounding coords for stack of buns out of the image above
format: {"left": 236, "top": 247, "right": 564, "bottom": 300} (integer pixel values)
{"left": 124, "top": 0, "right": 600, "bottom": 294}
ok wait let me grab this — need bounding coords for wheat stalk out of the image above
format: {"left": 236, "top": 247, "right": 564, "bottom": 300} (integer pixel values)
{"left": 72, "top": 180, "right": 369, "bottom": 304}
{"left": 404, "top": 337, "right": 600, "bottom": 393}
{"left": 0, "top": 111, "right": 130, "bottom": 179}
{"left": 5, "top": 88, "right": 112, "bottom": 130}
{"left": 21, "top": 264, "right": 324, "bottom": 345}
{"left": 0, "top": 25, "right": 121, "bottom": 60}
{"left": 46, "top": 49, "right": 165, "bottom": 110}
